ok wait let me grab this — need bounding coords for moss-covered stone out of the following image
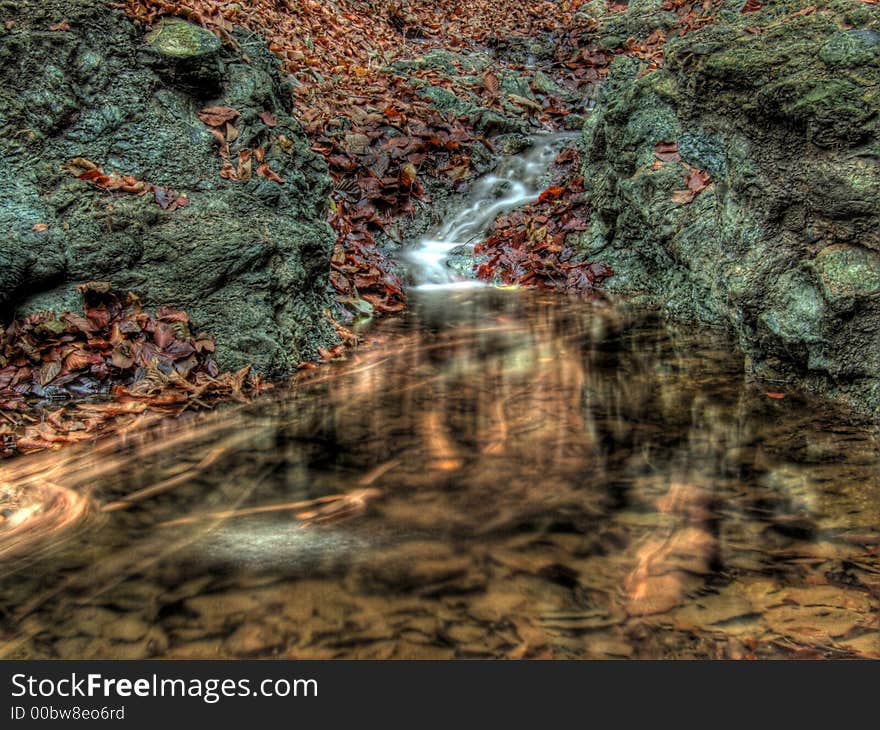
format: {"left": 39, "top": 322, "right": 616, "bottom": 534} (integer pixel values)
{"left": 810, "top": 244, "right": 880, "bottom": 310}
{"left": 580, "top": 0, "right": 880, "bottom": 415}
{"left": 759, "top": 270, "right": 827, "bottom": 347}
{"left": 0, "top": 0, "right": 336, "bottom": 377}
{"left": 144, "top": 16, "right": 221, "bottom": 60}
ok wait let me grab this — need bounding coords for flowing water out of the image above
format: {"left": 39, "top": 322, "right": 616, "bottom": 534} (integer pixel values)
{"left": 1, "top": 140, "right": 880, "bottom": 660}
{"left": 406, "top": 133, "right": 576, "bottom": 286}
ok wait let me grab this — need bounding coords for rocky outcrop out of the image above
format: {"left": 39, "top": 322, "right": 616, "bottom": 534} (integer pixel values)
{"left": 579, "top": 0, "right": 880, "bottom": 414}
{"left": 0, "top": 0, "right": 336, "bottom": 376}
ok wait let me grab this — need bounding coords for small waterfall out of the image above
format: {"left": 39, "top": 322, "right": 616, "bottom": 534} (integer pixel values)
{"left": 406, "top": 132, "right": 578, "bottom": 289}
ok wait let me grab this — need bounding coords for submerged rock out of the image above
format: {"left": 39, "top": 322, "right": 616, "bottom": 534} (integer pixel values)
{"left": 0, "top": 0, "right": 336, "bottom": 376}
{"left": 579, "top": 0, "right": 880, "bottom": 415}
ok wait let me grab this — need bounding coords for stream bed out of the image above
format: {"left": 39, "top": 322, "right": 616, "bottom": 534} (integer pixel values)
{"left": 1, "top": 287, "right": 879, "bottom": 659}
{"left": 1, "top": 133, "right": 880, "bottom": 660}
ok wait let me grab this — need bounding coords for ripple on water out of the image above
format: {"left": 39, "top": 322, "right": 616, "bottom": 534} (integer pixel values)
{"left": 1, "top": 288, "right": 879, "bottom": 659}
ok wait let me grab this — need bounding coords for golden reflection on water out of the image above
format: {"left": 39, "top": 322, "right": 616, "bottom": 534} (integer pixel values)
{"left": 1, "top": 288, "right": 879, "bottom": 659}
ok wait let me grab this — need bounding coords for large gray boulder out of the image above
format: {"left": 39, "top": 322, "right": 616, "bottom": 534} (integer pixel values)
{"left": 0, "top": 0, "right": 336, "bottom": 376}
{"left": 579, "top": 0, "right": 880, "bottom": 415}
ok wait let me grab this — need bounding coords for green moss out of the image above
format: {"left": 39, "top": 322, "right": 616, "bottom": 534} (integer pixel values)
{"left": 144, "top": 17, "right": 221, "bottom": 60}
{"left": 820, "top": 29, "right": 880, "bottom": 67}
{"left": 760, "top": 270, "right": 827, "bottom": 346}
{"left": 810, "top": 244, "right": 880, "bottom": 309}
{"left": 579, "top": 0, "right": 880, "bottom": 413}
{"left": 0, "top": 0, "right": 336, "bottom": 376}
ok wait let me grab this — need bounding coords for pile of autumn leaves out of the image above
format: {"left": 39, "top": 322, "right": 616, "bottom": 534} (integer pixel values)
{"left": 0, "top": 284, "right": 266, "bottom": 457}
{"left": 116, "top": 0, "right": 720, "bottom": 316}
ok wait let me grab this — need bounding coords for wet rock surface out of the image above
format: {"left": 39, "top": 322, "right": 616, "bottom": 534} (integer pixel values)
{"left": 0, "top": 0, "right": 336, "bottom": 376}
{"left": 578, "top": 0, "right": 880, "bottom": 415}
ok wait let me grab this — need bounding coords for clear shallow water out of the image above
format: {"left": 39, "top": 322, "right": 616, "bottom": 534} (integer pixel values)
{"left": 1, "top": 288, "right": 879, "bottom": 659}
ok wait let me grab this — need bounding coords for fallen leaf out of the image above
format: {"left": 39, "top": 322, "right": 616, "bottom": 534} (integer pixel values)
{"left": 258, "top": 110, "right": 278, "bottom": 127}
{"left": 198, "top": 106, "right": 240, "bottom": 127}
{"left": 483, "top": 72, "right": 500, "bottom": 95}
{"left": 538, "top": 186, "right": 565, "bottom": 203}
{"left": 671, "top": 189, "right": 695, "bottom": 204}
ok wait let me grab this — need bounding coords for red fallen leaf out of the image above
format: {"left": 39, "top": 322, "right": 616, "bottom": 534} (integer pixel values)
{"left": 198, "top": 106, "right": 240, "bottom": 127}
{"left": 164, "top": 340, "right": 196, "bottom": 360}
{"left": 206, "top": 126, "right": 225, "bottom": 144}
{"left": 259, "top": 110, "right": 278, "bottom": 127}
{"left": 156, "top": 307, "right": 188, "bottom": 323}
{"left": 48, "top": 20, "right": 70, "bottom": 31}
{"left": 192, "top": 334, "right": 215, "bottom": 354}
{"left": 76, "top": 169, "right": 111, "bottom": 186}
{"left": 64, "top": 349, "right": 102, "bottom": 371}
{"left": 686, "top": 168, "right": 711, "bottom": 193}
{"left": 67, "top": 159, "right": 187, "bottom": 210}
{"left": 152, "top": 323, "right": 176, "bottom": 349}
{"left": 766, "top": 392, "right": 786, "bottom": 400}
{"left": 399, "top": 162, "right": 418, "bottom": 187}
{"left": 256, "top": 162, "right": 286, "bottom": 184}
{"left": 111, "top": 346, "right": 135, "bottom": 370}
{"left": 538, "top": 186, "right": 565, "bottom": 204}
{"left": 84, "top": 308, "right": 110, "bottom": 332}
{"left": 218, "top": 161, "right": 237, "bottom": 180}
{"left": 483, "top": 72, "right": 500, "bottom": 95}
{"left": 61, "top": 312, "right": 92, "bottom": 332}
{"left": 555, "top": 148, "right": 579, "bottom": 165}
{"left": 46, "top": 408, "right": 69, "bottom": 431}
{"left": 654, "top": 141, "right": 681, "bottom": 163}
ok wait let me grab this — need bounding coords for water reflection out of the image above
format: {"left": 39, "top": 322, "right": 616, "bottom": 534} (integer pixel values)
{"left": 0, "top": 289, "right": 879, "bottom": 659}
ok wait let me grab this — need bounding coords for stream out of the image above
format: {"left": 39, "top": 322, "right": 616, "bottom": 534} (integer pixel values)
{"left": 0, "top": 138, "right": 879, "bottom": 659}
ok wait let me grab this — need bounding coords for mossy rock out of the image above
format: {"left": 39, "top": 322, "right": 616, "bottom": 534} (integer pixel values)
{"left": 810, "top": 244, "right": 880, "bottom": 310}
{"left": 580, "top": 0, "right": 880, "bottom": 415}
{"left": 0, "top": 0, "right": 336, "bottom": 376}
{"left": 144, "top": 17, "right": 221, "bottom": 60}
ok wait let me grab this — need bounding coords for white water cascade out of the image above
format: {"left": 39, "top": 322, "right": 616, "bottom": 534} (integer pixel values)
{"left": 405, "top": 133, "right": 578, "bottom": 289}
